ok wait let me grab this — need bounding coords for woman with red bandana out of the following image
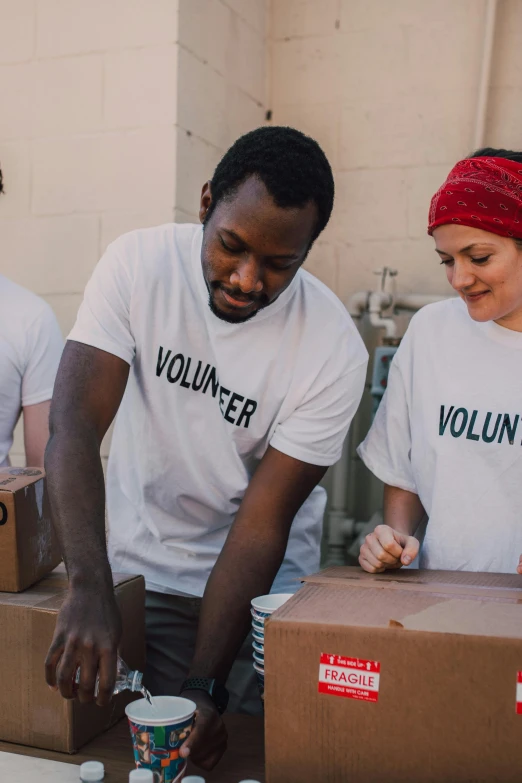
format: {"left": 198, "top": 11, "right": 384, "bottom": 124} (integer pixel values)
{"left": 358, "top": 148, "right": 522, "bottom": 575}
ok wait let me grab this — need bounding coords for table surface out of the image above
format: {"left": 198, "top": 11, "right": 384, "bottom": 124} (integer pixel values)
{"left": 0, "top": 714, "right": 265, "bottom": 783}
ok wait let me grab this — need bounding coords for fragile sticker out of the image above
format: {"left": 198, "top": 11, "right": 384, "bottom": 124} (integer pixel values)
{"left": 318, "top": 653, "right": 380, "bottom": 702}
{"left": 516, "top": 672, "right": 522, "bottom": 714}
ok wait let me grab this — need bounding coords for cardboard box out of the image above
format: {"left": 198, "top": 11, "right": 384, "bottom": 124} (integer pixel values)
{"left": 0, "top": 565, "right": 145, "bottom": 753}
{"left": 265, "top": 567, "right": 522, "bottom": 783}
{"left": 0, "top": 467, "right": 61, "bottom": 592}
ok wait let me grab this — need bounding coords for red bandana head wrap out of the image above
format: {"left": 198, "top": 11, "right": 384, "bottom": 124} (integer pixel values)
{"left": 427, "top": 156, "right": 522, "bottom": 239}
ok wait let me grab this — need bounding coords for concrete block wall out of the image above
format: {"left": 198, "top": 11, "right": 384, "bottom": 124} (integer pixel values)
{"left": 4, "top": 0, "right": 521, "bottom": 468}
{"left": 1, "top": 0, "right": 268, "bottom": 466}
{"left": 175, "top": 0, "right": 267, "bottom": 221}
{"left": 270, "top": 0, "right": 522, "bottom": 302}
{"left": 1, "top": 0, "right": 180, "bottom": 466}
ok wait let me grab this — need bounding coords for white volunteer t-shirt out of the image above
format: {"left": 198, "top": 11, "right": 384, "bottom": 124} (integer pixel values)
{"left": 0, "top": 275, "right": 63, "bottom": 466}
{"left": 358, "top": 297, "right": 522, "bottom": 573}
{"left": 69, "top": 223, "right": 368, "bottom": 596}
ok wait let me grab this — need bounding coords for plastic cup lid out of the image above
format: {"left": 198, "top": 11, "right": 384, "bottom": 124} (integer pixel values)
{"left": 251, "top": 593, "right": 293, "bottom": 613}
{"left": 183, "top": 778, "right": 206, "bottom": 783}
{"left": 129, "top": 770, "right": 154, "bottom": 782}
{"left": 126, "top": 695, "right": 196, "bottom": 726}
{"left": 80, "top": 760, "right": 104, "bottom": 781}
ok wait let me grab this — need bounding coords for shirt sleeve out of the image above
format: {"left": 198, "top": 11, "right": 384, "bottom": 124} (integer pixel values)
{"left": 357, "top": 352, "right": 417, "bottom": 493}
{"left": 68, "top": 237, "right": 135, "bottom": 365}
{"left": 21, "top": 303, "right": 64, "bottom": 407}
{"left": 270, "top": 360, "right": 367, "bottom": 467}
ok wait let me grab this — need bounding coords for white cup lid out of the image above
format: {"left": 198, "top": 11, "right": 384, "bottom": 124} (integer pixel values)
{"left": 80, "top": 760, "right": 104, "bottom": 781}
{"left": 129, "top": 770, "right": 154, "bottom": 782}
{"left": 183, "top": 777, "right": 206, "bottom": 782}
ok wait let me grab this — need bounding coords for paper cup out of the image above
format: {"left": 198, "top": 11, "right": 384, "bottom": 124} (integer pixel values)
{"left": 252, "top": 630, "right": 264, "bottom": 644}
{"left": 251, "top": 593, "right": 293, "bottom": 615}
{"left": 253, "top": 650, "right": 264, "bottom": 665}
{"left": 126, "top": 696, "right": 196, "bottom": 783}
{"left": 253, "top": 662, "right": 265, "bottom": 701}
{"left": 251, "top": 617, "right": 265, "bottom": 632}
{"left": 252, "top": 640, "right": 264, "bottom": 654}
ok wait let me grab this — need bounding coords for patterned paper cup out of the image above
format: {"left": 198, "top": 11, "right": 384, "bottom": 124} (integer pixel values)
{"left": 126, "top": 696, "right": 196, "bottom": 783}
{"left": 251, "top": 593, "right": 293, "bottom": 616}
{"left": 251, "top": 608, "right": 268, "bottom": 622}
{"left": 253, "top": 651, "right": 264, "bottom": 666}
{"left": 253, "top": 661, "right": 265, "bottom": 701}
{"left": 250, "top": 594, "right": 293, "bottom": 706}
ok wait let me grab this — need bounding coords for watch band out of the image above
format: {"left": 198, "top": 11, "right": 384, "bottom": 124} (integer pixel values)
{"left": 181, "top": 677, "right": 214, "bottom": 692}
{"left": 180, "top": 677, "right": 229, "bottom": 714}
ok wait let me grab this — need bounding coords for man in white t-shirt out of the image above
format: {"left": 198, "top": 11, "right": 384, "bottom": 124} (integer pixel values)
{"left": 0, "top": 168, "right": 63, "bottom": 468}
{"left": 44, "top": 127, "right": 368, "bottom": 769}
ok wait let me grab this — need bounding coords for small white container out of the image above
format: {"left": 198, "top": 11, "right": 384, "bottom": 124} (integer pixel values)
{"left": 80, "top": 760, "right": 104, "bottom": 781}
{"left": 129, "top": 770, "right": 153, "bottom": 782}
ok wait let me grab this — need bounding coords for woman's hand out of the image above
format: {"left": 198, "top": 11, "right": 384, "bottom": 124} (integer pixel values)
{"left": 359, "top": 524, "right": 419, "bottom": 573}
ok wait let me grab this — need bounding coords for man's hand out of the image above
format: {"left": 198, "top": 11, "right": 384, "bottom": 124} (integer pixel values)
{"left": 44, "top": 342, "right": 129, "bottom": 706}
{"left": 180, "top": 691, "right": 228, "bottom": 770}
{"left": 359, "top": 524, "right": 419, "bottom": 573}
{"left": 45, "top": 585, "right": 122, "bottom": 707}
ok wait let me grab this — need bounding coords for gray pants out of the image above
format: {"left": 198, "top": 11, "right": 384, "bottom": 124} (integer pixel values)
{"left": 144, "top": 591, "right": 263, "bottom": 716}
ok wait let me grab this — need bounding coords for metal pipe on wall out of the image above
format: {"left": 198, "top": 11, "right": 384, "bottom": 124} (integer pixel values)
{"left": 325, "top": 287, "right": 455, "bottom": 565}
{"left": 394, "top": 294, "right": 454, "bottom": 311}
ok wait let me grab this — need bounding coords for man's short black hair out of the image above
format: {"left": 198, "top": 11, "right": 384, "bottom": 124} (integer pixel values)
{"left": 205, "top": 126, "right": 334, "bottom": 243}
{"left": 470, "top": 147, "right": 522, "bottom": 164}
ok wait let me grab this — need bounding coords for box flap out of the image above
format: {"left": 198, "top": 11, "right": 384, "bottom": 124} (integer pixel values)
{"left": 272, "top": 573, "right": 522, "bottom": 640}
{"left": 0, "top": 564, "right": 145, "bottom": 610}
{"left": 0, "top": 467, "right": 45, "bottom": 494}
{"left": 302, "top": 566, "right": 522, "bottom": 601}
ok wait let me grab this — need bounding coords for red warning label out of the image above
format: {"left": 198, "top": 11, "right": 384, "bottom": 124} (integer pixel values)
{"left": 516, "top": 672, "right": 522, "bottom": 714}
{"left": 318, "top": 653, "right": 380, "bottom": 702}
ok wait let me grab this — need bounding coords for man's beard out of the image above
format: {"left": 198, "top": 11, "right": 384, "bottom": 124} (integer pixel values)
{"left": 206, "top": 280, "right": 270, "bottom": 324}
{"left": 207, "top": 292, "right": 261, "bottom": 324}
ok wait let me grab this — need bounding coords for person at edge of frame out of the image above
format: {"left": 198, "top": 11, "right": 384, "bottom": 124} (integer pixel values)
{"left": 0, "top": 165, "right": 63, "bottom": 471}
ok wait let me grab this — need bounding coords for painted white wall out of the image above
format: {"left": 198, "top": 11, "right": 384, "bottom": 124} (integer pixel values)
{"left": 270, "top": 0, "right": 522, "bottom": 302}
{"left": 176, "top": 0, "right": 267, "bottom": 221}
{"left": 1, "top": 0, "right": 268, "bottom": 465}
{"left": 3, "top": 0, "right": 522, "bottom": 466}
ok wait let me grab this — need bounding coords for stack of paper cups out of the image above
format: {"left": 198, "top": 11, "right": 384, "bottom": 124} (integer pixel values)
{"left": 250, "top": 594, "right": 292, "bottom": 701}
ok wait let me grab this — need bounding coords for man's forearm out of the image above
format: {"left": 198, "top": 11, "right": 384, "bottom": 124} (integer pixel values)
{"left": 188, "top": 446, "right": 326, "bottom": 683}
{"left": 383, "top": 484, "right": 425, "bottom": 536}
{"left": 189, "top": 519, "right": 288, "bottom": 681}
{"left": 45, "top": 425, "right": 112, "bottom": 590}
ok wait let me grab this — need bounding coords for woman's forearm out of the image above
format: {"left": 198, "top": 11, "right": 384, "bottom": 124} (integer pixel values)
{"left": 383, "top": 484, "right": 425, "bottom": 536}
